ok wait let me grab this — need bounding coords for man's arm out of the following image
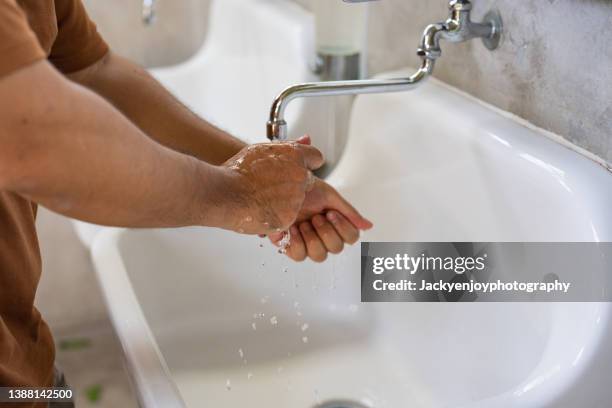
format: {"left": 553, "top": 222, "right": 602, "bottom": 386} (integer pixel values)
{"left": 0, "top": 60, "right": 320, "bottom": 233}
{"left": 67, "top": 52, "right": 246, "bottom": 165}
{"left": 66, "top": 52, "right": 373, "bottom": 261}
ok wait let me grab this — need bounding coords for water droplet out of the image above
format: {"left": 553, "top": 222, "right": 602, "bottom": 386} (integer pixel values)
{"left": 277, "top": 366, "right": 284, "bottom": 374}
{"left": 252, "top": 322, "right": 257, "bottom": 330}
{"left": 294, "top": 301, "right": 300, "bottom": 308}
{"left": 238, "top": 228, "right": 245, "bottom": 234}
{"left": 296, "top": 311, "right": 302, "bottom": 317}
{"left": 260, "top": 296, "right": 269, "bottom": 304}
{"left": 238, "top": 348, "right": 244, "bottom": 359}
{"left": 278, "top": 230, "right": 291, "bottom": 254}
{"left": 245, "top": 216, "right": 253, "bottom": 223}
{"left": 349, "top": 304, "right": 359, "bottom": 313}
{"left": 259, "top": 243, "right": 264, "bottom": 248}
{"left": 247, "top": 372, "right": 253, "bottom": 380}
{"left": 283, "top": 267, "right": 288, "bottom": 273}
{"left": 302, "top": 336, "right": 309, "bottom": 344}
{"left": 270, "top": 316, "right": 278, "bottom": 325}
{"left": 301, "top": 323, "right": 309, "bottom": 332}
{"left": 225, "top": 379, "right": 231, "bottom": 391}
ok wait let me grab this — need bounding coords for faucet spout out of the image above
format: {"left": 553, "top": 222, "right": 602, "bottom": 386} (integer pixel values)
{"left": 267, "top": 58, "right": 435, "bottom": 140}
{"left": 266, "top": 0, "right": 502, "bottom": 141}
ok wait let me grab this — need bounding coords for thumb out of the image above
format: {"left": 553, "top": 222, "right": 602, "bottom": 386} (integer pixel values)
{"left": 296, "top": 144, "right": 324, "bottom": 171}
{"left": 325, "top": 185, "right": 373, "bottom": 230}
{"left": 296, "top": 134, "right": 312, "bottom": 145}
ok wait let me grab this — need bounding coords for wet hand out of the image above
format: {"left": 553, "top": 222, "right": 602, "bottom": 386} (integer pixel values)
{"left": 266, "top": 135, "right": 372, "bottom": 262}
{"left": 269, "top": 178, "right": 373, "bottom": 262}
{"left": 221, "top": 141, "right": 324, "bottom": 235}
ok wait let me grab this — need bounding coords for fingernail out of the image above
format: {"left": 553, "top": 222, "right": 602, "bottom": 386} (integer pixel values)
{"left": 326, "top": 211, "right": 338, "bottom": 223}
{"left": 312, "top": 215, "right": 325, "bottom": 227}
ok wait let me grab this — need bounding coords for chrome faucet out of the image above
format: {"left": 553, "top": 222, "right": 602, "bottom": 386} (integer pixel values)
{"left": 267, "top": 0, "right": 502, "bottom": 140}
{"left": 142, "top": 0, "right": 156, "bottom": 25}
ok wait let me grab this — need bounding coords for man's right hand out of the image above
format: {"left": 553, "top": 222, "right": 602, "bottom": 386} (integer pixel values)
{"left": 219, "top": 142, "right": 324, "bottom": 235}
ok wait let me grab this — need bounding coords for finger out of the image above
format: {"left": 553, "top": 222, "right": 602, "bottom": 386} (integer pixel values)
{"left": 326, "top": 211, "right": 360, "bottom": 245}
{"left": 268, "top": 231, "right": 284, "bottom": 243}
{"left": 324, "top": 185, "right": 373, "bottom": 230}
{"left": 312, "top": 214, "right": 344, "bottom": 254}
{"left": 295, "top": 144, "right": 324, "bottom": 171}
{"left": 285, "top": 225, "right": 307, "bottom": 262}
{"left": 296, "top": 135, "right": 311, "bottom": 145}
{"left": 299, "top": 222, "right": 328, "bottom": 263}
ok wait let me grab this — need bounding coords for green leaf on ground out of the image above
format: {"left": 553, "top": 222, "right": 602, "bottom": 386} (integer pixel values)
{"left": 85, "top": 384, "right": 103, "bottom": 403}
{"left": 58, "top": 337, "right": 92, "bottom": 351}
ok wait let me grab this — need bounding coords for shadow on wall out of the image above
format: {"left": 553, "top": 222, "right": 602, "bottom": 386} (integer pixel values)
{"left": 82, "top": 0, "right": 212, "bottom": 68}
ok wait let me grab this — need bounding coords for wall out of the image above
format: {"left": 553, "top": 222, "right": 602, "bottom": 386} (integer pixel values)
{"left": 296, "top": 0, "right": 612, "bottom": 164}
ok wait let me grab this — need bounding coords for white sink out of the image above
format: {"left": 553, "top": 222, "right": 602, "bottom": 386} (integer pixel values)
{"left": 92, "top": 71, "right": 612, "bottom": 408}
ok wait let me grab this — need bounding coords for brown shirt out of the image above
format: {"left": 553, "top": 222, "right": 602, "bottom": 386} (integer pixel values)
{"left": 0, "top": 0, "right": 108, "bottom": 391}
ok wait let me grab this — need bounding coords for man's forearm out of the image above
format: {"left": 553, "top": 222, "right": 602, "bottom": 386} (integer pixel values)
{"left": 0, "top": 61, "right": 236, "bottom": 229}
{"left": 68, "top": 52, "right": 246, "bottom": 165}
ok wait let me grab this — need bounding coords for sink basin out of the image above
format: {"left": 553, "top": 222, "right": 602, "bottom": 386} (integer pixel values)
{"left": 92, "top": 71, "right": 612, "bottom": 408}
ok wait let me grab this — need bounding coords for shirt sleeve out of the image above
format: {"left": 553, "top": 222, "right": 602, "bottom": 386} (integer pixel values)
{"left": 49, "top": 0, "right": 109, "bottom": 73}
{"left": 0, "top": 0, "right": 46, "bottom": 79}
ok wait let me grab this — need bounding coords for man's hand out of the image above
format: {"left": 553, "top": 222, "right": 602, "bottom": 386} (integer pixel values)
{"left": 268, "top": 178, "right": 373, "bottom": 262}
{"left": 220, "top": 141, "right": 324, "bottom": 235}
{"left": 267, "top": 136, "right": 373, "bottom": 262}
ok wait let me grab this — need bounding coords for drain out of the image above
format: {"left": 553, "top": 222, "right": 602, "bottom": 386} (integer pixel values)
{"left": 315, "top": 401, "right": 370, "bottom": 408}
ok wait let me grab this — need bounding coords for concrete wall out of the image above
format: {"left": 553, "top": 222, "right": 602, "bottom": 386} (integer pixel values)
{"left": 296, "top": 0, "right": 612, "bottom": 164}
